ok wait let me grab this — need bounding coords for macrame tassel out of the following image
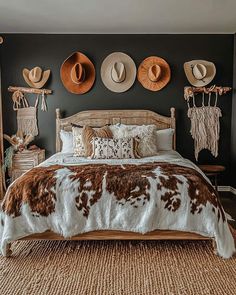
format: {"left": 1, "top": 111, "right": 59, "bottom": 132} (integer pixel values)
{"left": 17, "top": 107, "right": 38, "bottom": 136}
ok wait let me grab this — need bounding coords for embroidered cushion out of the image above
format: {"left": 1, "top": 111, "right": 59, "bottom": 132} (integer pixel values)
{"left": 72, "top": 126, "right": 86, "bottom": 157}
{"left": 82, "top": 125, "right": 113, "bottom": 157}
{"left": 91, "top": 137, "right": 140, "bottom": 159}
{"left": 111, "top": 124, "right": 158, "bottom": 157}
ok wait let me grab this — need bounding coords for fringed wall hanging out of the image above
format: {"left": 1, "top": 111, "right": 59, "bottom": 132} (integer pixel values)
{"left": 8, "top": 86, "right": 52, "bottom": 136}
{"left": 184, "top": 85, "right": 231, "bottom": 161}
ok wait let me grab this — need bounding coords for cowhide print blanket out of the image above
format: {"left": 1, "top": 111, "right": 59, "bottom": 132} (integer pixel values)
{"left": 0, "top": 161, "right": 235, "bottom": 258}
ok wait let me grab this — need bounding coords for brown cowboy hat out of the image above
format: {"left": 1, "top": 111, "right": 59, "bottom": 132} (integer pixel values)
{"left": 137, "top": 56, "right": 171, "bottom": 91}
{"left": 23, "top": 66, "right": 51, "bottom": 89}
{"left": 60, "top": 52, "right": 95, "bottom": 94}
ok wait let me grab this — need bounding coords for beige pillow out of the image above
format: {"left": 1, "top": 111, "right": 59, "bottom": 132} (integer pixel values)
{"left": 91, "top": 137, "right": 140, "bottom": 159}
{"left": 82, "top": 125, "right": 113, "bottom": 157}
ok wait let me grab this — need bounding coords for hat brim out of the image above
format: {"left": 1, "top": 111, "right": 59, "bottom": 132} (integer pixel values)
{"left": 137, "top": 56, "right": 171, "bottom": 91}
{"left": 23, "top": 69, "right": 51, "bottom": 89}
{"left": 60, "top": 52, "right": 95, "bottom": 94}
{"left": 101, "top": 52, "right": 136, "bottom": 93}
{"left": 183, "top": 60, "right": 216, "bottom": 87}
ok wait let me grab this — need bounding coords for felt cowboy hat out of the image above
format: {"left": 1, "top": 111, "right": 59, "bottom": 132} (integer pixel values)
{"left": 183, "top": 60, "right": 216, "bottom": 87}
{"left": 60, "top": 52, "right": 95, "bottom": 94}
{"left": 23, "top": 66, "right": 51, "bottom": 89}
{"left": 137, "top": 56, "right": 171, "bottom": 91}
{"left": 101, "top": 52, "right": 136, "bottom": 93}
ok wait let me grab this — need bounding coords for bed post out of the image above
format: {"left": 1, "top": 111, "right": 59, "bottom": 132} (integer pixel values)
{"left": 170, "top": 107, "right": 176, "bottom": 150}
{"left": 56, "top": 108, "right": 61, "bottom": 153}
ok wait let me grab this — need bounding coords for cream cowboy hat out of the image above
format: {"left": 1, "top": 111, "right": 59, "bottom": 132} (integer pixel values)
{"left": 183, "top": 60, "right": 216, "bottom": 87}
{"left": 60, "top": 52, "right": 95, "bottom": 94}
{"left": 137, "top": 56, "right": 171, "bottom": 91}
{"left": 101, "top": 52, "right": 136, "bottom": 93}
{"left": 23, "top": 66, "right": 51, "bottom": 89}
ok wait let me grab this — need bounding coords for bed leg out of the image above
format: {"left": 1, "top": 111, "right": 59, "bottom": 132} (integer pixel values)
{"left": 6, "top": 243, "right": 12, "bottom": 257}
{"left": 212, "top": 239, "right": 217, "bottom": 255}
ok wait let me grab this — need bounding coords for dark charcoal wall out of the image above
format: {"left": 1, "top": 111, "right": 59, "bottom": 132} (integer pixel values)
{"left": 231, "top": 34, "right": 236, "bottom": 187}
{"left": 0, "top": 34, "right": 234, "bottom": 184}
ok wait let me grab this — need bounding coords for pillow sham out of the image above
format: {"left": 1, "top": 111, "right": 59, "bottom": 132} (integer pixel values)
{"left": 60, "top": 130, "right": 73, "bottom": 153}
{"left": 156, "top": 128, "right": 174, "bottom": 151}
{"left": 111, "top": 124, "right": 158, "bottom": 157}
{"left": 82, "top": 125, "right": 113, "bottom": 157}
{"left": 72, "top": 126, "right": 86, "bottom": 157}
{"left": 91, "top": 137, "right": 140, "bottom": 159}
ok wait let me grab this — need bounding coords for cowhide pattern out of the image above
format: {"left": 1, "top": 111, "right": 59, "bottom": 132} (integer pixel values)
{"left": 1, "top": 162, "right": 225, "bottom": 221}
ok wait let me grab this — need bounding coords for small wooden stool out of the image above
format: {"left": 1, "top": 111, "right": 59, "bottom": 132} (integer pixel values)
{"left": 198, "top": 165, "right": 225, "bottom": 191}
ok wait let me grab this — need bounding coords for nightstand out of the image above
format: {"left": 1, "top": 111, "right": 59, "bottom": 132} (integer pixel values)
{"left": 11, "top": 149, "right": 45, "bottom": 182}
{"left": 198, "top": 165, "right": 225, "bottom": 191}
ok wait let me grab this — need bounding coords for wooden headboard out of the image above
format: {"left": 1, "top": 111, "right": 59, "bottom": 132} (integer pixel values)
{"left": 55, "top": 108, "right": 176, "bottom": 153}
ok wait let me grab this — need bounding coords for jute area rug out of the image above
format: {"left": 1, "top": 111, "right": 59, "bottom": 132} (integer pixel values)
{"left": 0, "top": 240, "right": 235, "bottom": 295}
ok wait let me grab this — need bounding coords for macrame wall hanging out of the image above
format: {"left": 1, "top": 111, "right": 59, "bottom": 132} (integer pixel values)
{"left": 184, "top": 85, "right": 231, "bottom": 161}
{"left": 11, "top": 88, "right": 49, "bottom": 136}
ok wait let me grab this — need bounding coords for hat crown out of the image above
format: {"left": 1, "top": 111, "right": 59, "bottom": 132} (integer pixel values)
{"left": 148, "top": 64, "right": 161, "bottom": 82}
{"left": 192, "top": 63, "right": 207, "bottom": 80}
{"left": 111, "top": 62, "right": 126, "bottom": 83}
{"left": 29, "top": 67, "right": 42, "bottom": 83}
{"left": 71, "top": 63, "right": 85, "bottom": 84}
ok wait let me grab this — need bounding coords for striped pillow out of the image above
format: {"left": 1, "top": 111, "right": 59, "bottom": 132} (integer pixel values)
{"left": 81, "top": 125, "right": 113, "bottom": 157}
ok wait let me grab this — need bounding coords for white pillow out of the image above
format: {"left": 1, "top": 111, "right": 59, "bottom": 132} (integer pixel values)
{"left": 156, "top": 128, "right": 174, "bottom": 151}
{"left": 60, "top": 130, "right": 73, "bottom": 153}
{"left": 111, "top": 124, "right": 158, "bottom": 157}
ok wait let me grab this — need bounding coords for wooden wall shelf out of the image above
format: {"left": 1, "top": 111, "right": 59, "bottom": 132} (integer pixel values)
{"left": 184, "top": 85, "right": 231, "bottom": 100}
{"left": 8, "top": 86, "right": 52, "bottom": 95}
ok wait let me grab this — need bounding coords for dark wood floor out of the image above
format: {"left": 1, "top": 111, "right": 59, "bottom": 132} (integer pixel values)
{"left": 220, "top": 192, "right": 236, "bottom": 227}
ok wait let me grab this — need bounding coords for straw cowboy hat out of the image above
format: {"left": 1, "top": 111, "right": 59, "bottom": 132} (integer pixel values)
{"left": 183, "top": 60, "right": 216, "bottom": 87}
{"left": 137, "top": 56, "right": 171, "bottom": 91}
{"left": 60, "top": 52, "right": 95, "bottom": 94}
{"left": 101, "top": 52, "right": 136, "bottom": 93}
{"left": 23, "top": 66, "right": 51, "bottom": 89}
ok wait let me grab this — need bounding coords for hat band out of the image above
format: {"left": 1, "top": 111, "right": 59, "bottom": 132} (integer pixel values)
{"left": 111, "top": 69, "right": 126, "bottom": 83}
{"left": 111, "top": 63, "right": 126, "bottom": 83}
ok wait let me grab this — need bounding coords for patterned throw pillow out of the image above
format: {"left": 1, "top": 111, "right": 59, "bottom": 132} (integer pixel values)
{"left": 82, "top": 125, "right": 113, "bottom": 157}
{"left": 91, "top": 137, "right": 140, "bottom": 159}
{"left": 72, "top": 126, "right": 86, "bottom": 157}
{"left": 111, "top": 124, "right": 158, "bottom": 157}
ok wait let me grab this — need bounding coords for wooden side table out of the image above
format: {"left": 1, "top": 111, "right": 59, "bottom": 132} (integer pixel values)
{"left": 198, "top": 165, "right": 225, "bottom": 191}
{"left": 11, "top": 149, "right": 45, "bottom": 182}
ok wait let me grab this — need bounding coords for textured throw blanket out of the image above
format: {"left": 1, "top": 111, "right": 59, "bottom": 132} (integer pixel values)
{"left": 0, "top": 162, "right": 235, "bottom": 258}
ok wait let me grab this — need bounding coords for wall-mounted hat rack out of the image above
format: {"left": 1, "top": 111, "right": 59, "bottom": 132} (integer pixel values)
{"left": 184, "top": 85, "right": 231, "bottom": 100}
{"left": 8, "top": 86, "right": 52, "bottom": 95}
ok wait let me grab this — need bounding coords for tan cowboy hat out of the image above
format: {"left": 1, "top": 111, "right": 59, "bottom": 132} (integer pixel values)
{"left": 183, "top": 60, "right": 216, "bottom": 87}
{"left": 137, "top": 56, "right": 171, "bottom": 91}
{"left": 101, "top": 52, "right": 136, "bottom": 93}
{"left": 23, "top": 67, "right": 50, "bottom": 89}
{"left": 60, "top": 52, "right": 95, "bottom": 94}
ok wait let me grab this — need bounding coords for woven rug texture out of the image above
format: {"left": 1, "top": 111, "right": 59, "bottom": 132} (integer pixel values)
{"left": 0, "top": 240, "right": 235, "bottom": 295}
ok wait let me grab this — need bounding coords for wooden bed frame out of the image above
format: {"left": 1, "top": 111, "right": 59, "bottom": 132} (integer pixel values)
{"left": 6, "top": 108, "right": 211, "bottom": 257}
